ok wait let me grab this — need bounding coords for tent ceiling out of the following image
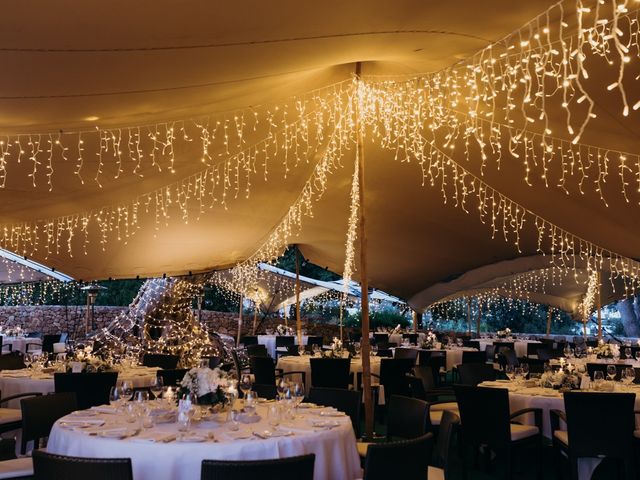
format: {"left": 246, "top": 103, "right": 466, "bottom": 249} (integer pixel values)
{"left": 1, "top": 1, "right": 640, "bottom": 308}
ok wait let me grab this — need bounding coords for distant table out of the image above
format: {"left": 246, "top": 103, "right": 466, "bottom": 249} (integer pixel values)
{"left": 477, "top": 339, "right": 540, "bottom": 358}
{"left": 257, "top": 335, "right": 309, "bottom": 358}
{"left": 1, "top": 337, "right": 41, "bottom": 354}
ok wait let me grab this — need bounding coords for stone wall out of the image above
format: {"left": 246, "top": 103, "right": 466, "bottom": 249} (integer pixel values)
{"left": 0, "top": 306, "right": 353, "bottom": 342}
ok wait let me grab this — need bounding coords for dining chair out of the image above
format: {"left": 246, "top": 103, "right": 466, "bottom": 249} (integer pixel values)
{"left": 493, "top": 342, "right": 514, "bottom": 354}
{"left": 202, "top": 356, "right": 222, "bottom": 369}
{"left": 454, "top": 385, "right": 542, "bottom": 479}
{"left": 372, "top": 358, "right": 414, "bottom": 404}
{"left": 349, "top": 332, "right": 362, "bottom": 343}
{"left": 536, "top": 347, "right": 555, "bottom": 361}
{"left": 526, "top": 343, "right": 541, "bottom": 358}
{"left": 372, "top": 333, "right": 389, "bottom": 345}
{"left": 402, "top": 333, "right": 418, "bottom": 345}
{"left": 249, "top": 356, "right": 306, "bottom": 387}
{"left": 466, "top": 340, "right": 481, "bottom": 350}
{"left": 497, "top": 348, "right": 519, "bottom": 370}
{"left": 41, "top": 334, "right": 61, "bottom": 354}
{"left": 201, "top": 454, "right": 315, "bottom": 480}
{"left": 230, "top": 349, "right": 250, "bottom": 380}
{"left": 310, "top": 358, "right": 351, "bottom": 389}
{"left": 485, "top": 344, "right": 496, "bottom": 362}
{"left": 0, "top": 438, "right": 33, "bottom": 479}
{"left": 550, "top": 392, "right": 636, "bottom": 480}
{"left": 54, "top": 372, "right": 118, "bottom": 410}
{"left": 0, "top": 390, "right": 42, "bottom": 435}
{"left": 156, "top": 368, "right": 188, "bottom": 387}
{"left": 456, "top": 363, "right": 497, "bottom": 386}
{"left": 245, "top": 344, "right": 269, "bottom": 358}
{"left": 20, "top": 392, "right": 78, "bottom": 455}
{"left": 0, "top": 337, "right": 11, "bottom": 354}
{"left": 394, "top": 347, "right": 419, "bottom": 363}
{"left": 251, "top": 383, "right": 277, "bottom": 400}
{"left": 429, "top": 410, "right": 461, "bottom": 480}
{"left": 356, "top": 394, "right": 429, "bottom": 457}
{"left": 141, "top": 353, "right": 179, "bottom": 369}
{"left": 306, "top": 336, "right": 323, "bottom": 347}
{"left": 33, "top": 450, "right": 133, "bottom": 480}
{"left": 0, "top": 352, "right": 26, "bottom": 370}
{"left": 461, "top": 350, "right": 485, "bottom": 364}
{"left": 362, "top": 433, "right": 433, "bottom": 480}
{"left": 308, "top": 387, "right": 361, "bottom": 436}
{"left": 418, "top": 350, "right": 447, "bottom": 386}
{"left": 239, "top": 335, "right": 258, "bottom": 346}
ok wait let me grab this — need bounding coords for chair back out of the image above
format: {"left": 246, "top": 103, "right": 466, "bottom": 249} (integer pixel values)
{"left": 586, "top": 362, "right": 626, "bottom": 381}
{"left": 249, "top": 356, "right": 277, "bottom": 385}
{"left": 402, "top": 333, "right": 418, "bottom": 345}
{"left": 418, "top": 350, "right": 446, "bottom": 386}
{"left": 275, "top": 336, "right": 295, "bottom": 348}
{"left": 202, "top": 356, "right": 222, "bottom": 369}
{"left": 493, "top": 342, "right": 514, "bottom": 355}
{"left": 498, "top": 348, "right": 519, "bottom": 367}
{"left": 466, "top": 340, "right": 481, "bottom": 350}
{"left": 252, "top": 384, "right": 277, "bottom": 400}
{"left": 157, "top": 369, "right": 188, "bottom": 387}
{"left": 0, "top": 352, "right": 26, "bottom": 370}
{"left": 240, "top": 335, "right": 258, "bottom": 346}
{"left": 453, "top": 385, "right": 511, "bottom": 448}
{"left": 21, "top": 392, "right": 77, "bottom": 454}
{"left": 536, "top": 347, "right": 555, "bottom": 361}
{"left": 387, "top": 395, "right": 428, "bottom": 440}
{"left": 246, "top": 344, "right": 269, "bottom": 358}
{"left": 33, "top": 450, "right": 133, "bottom": 480}
{"left": 485, "top": 344, "right": 496, "bottom": 362}
{"left": 309, "top": 358, "right": 351, "bottom": 389}
{"left": 373, "top": 333, "right": 389, "bottom": 344}
{"left": 393, "top": 347, "right": 418, "bottom": 363}
{"left": 379, "top": 358, "right": 414, "bottom": 401}
{"left": 461, "top": 350, "right": 485, "bottom": 364}
{"left": 201, "top": 454, "right": 315, "bottom": 480}
{"left": 141, "top": 353, "right": 179, "bottom": 369}
{"left": 231, "top": 349, "right": 248, "bottom": 379}
{"left": 349, "top": 332, "right": 362, "bottom": 343}
{"left": 434, "top": 410, "right": 461, "bottom": 475}
{"left": 308, "top": 387, "right": 362, "bottom": 436}
{"left": 306, "top": 336, "right": 323, "bottom": 347}
{"left": 412, "top": 365, "right": 437, "bottom": 392}
{"left": 363, "top": 433, "right": 433, "bottom": 480}
{"left": 42, "top": 334, "right": 61, "bottom": 354}
{"left": 456, "top": 363, "right": 496, "bottom": 386}
{"left": 54, "top": 372, "right": 118, "bottom": 410}
{"left": 526, "top": 342, "right": 542, "bottom": 357}
{"left": 564, "top": 392, "right": 635, "bottom": 460}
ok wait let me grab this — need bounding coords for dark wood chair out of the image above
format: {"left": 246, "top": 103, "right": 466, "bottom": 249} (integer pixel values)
{"left": 551, "top": 392, "right": 636, "bottom": 480}
{"left": 20, "top": 392, "right": 78, "bottom": 455}
{"left": 246, "top": 344, "right": 269, "bottom": 358}
{"left": 454, "top": 385, "right": 542, "bottom": 479}
{"left": 54, "top": 372, "right": 118, "bottom": 410}
{"left": 309, "top": 358, "right": 351, "bottom": 389}
{"left": 429, "top": 410, "right": 461, "bottom": 480}
{"left": 156, "top": 368, "right": 188, "bottom": 387}
{"left": 201, "top": 454, "right": 315, "bottom": 480}
{"left": 306, "top": 336, "right": 323, "bottom": 347}
{"left": 33, "top": 450, "right": 133, "bottom": 480}
{"left": 249, "top": 356, "right": 306, "bottom": 388}
{"left": 402, "top": 333, "right": 418, "bottom": 345}
{"left": 393, "top": 348, "right": 419, "bottom": 363}
{"left": 308, "top": 387, "right": 361, "bottom": 436}
{"left": 251, "top": 383, "right": 277, "bottom": 400}
{"left": 457, "top": 363, "right": 496, "bottom": 386}
{"left": 0, "top": 390, "right": 42, "bottom": 435}
{"left": 239, "top": 335, "right": 258, "bottom": 346}
{"left": 372, "top": 358, "right": 415, "bottom": 404}
{"left": 141, "top": 353, "right": 179, "bottom": 369}
{"left": 0, "top": 352, "right": 25, "bottom": 370}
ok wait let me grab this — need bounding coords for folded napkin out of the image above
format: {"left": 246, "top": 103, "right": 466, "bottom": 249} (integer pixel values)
{"left": 91, "top": 405, "right": 119, "bottom": 414}
{"left": 309, "top": 420, "right": 340, "bottom": 429}
{"left": 130, "top": 432, "right": 177, "bottom": 443}
{"left": 60, "top": 418, "right": 106, "bottom": 426}
{"left": 224, "top": 430, "right": 253, "bottom": 440}
{"left": 252, "top": 429, "right": 293, "bottom": 439}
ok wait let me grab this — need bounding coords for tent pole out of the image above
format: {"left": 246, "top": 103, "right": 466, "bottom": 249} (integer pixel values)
{"left": 546, "top": 307, "right": 552, "bottom": 337}
{"left": 412, "top": 310, "right": 418, "bottom": 334}
{"left": 236, "top": 295, "right": 244, "bottom": 347}
{"left": 283, "top": 301, "right": 288, "bottom": 327}
{"left": 295, "top": 247, "right": 303, "bottom": 346}
{"left": 252, "top": 302, "right": 258, "bottom": 335}
{"left": 467, "top": 298, "right": 471, "bottom": 335}
{"left": 355, "top": 61, "right": 374, "bottom": 441}
{"left": 339, "top": 302, "right": 344, "bottom": 343}
{"left": 597, "top": 270, "right": 602, "bottom": 340}
{"left": 476, "top": 301, "right": 482, "bottom": 337}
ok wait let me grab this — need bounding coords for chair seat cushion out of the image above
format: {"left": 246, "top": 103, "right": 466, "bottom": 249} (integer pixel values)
{"left": 634, "top": 430, "right": 640, "bottom": 439}
{"left": 0, "top": 457, "right": 34, "bottom": 479}
{"left": 510, "top": 423, "right": 539, "bottom": 441}
{"left": 0, "top": 409, "right": 21, "bottom": 425}
{"left": 553, "top": 429, "right": 569, "bottom": 445}
{"left": 430, "top": 408, "right": 459, "bottom": 426}
{"left": 430, "top": 402, "right": 457, "bottom": 412}
{"left": 428, "top": 465, "right": 444, "bottom": 480}
{"left": 356, "top": 441, "right": 371, "bottom": 457}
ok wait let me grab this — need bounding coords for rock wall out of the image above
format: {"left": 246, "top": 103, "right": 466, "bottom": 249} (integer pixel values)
{"left": 0, "top": 306, "right": 353, "bottom": 342}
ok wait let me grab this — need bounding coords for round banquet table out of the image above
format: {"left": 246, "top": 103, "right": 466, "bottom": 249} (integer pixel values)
{"left": 47, "top": 403, "right": 361, "bottom": 480}
{"left": 1, "top": 337, "right": 41, "bottom": 354}
{"left": 277, "top": 355, "right": 381, "bottom": 395}
{"left": 479, "top": 380, "right": 640, "bottom": 480}
{"left": 477, "top": 339, "right": 540, "bottom": 358}
{"left": 0, "top": 367, "right": 158, "bottom": 408}
{"left": 257, "top": 335, "right": 309, "bottom": 358}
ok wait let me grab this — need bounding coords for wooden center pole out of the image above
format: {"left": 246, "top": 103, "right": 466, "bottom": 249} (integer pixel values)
{"left": 597, "top": 271, "right": 602, "bottom": 340}
{"left": 295, "top": 247, "right": 303, "bottom": 346}
{"left": 236, "top": 294, "right": 244, "bottom": 346}
{"left": 252, "top": 302, "right": 258, "bottom": 335}
{"left": 467, "top": 298, "right": 472, "bottom": 335}
{"left": 355, "top": 62, "right": 374, "bottom": 441}
{"left": 476, "top": 301, "right": 482, "bottom": 337}
{"left": 546, "top": 307, "right": 552, "bottom": 337}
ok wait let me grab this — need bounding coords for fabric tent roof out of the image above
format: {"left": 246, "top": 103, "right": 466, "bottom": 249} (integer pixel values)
{"left": 0, "top": 248, "right": 73, "bottom": 284}
{"left": 1, "top": 1, "right": 639, "bottom": 312}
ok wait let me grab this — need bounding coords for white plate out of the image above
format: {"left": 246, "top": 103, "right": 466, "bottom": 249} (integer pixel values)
{"left": 176, "top": 434, "right": 208, "bottom": 443}
{"left": 98, "top": 428, "right": 138, "bottom": 439}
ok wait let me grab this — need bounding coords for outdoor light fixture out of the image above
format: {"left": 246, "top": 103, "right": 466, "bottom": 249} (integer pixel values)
{"left": 81, "top": 284, "right": 107, "bottom": 336}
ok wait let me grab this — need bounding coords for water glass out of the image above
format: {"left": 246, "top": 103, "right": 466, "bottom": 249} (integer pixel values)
{"left": 606, "top": 365, "right": 617, "bottom": 381}
{"left": 239, "top": 374, "right": 252, "bottom": 398}
{"left": 268, "top": 404, "right": 281, "bottom": 427}
{"left": 134, "top": 390, "right": 149, "bottom": 403}
{"left": 228, "top": 409, "right": 240, "bottom": 431}
{"left": 150, "top": 376, "right": 163, "bottom": 400}
{"left": 505, "top": 365, "right": 515, "bottom": 381}
{"left": 593, "top": 370, "right": 605, "bottom": 388}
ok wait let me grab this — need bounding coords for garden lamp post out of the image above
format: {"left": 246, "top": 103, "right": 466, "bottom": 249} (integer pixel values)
{"left": 81, "top": 284, "right": 107, "bottom": 336}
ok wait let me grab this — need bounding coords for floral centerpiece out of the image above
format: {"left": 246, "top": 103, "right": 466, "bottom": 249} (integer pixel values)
{"left": 65, "top": 347, "right": 114, "bottom": 373}
{"left": 593, "top": 341, "right": 619, "bottom": 359}
{"left": 323, "top": 337, "right": 344, "bottom": 358}
{"left": 540, "top": 369, "right": 581, "bottom": 390}
{"left": 422, "top": 330, "right": 437, "bottom": 349}
{"left": 496, "top": 328, "right": 511, "bottom": 339}
{"left": 177, "top": 367, "right": 229, "bottom": 405}
{"left": 275, "top": 324, "right": 294, "bottom": 336}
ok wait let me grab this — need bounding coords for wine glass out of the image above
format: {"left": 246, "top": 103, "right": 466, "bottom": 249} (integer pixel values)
{"left": 625, "top": 348, "right": 632, "bottom": 360}
{"left": 371, "top": 344, "right": 378, "bottom": 357}
{"left": 354, "top": 342, "right": 361, "bottom": 357}
{"left": 23, "top": 353, "right": 33, "bottom": 369}
{"left": 298, "top": 345, "right": 306, "bottom": 356}
{"left": 624, "top": 367, "right": 636, "bottom": 385}
{"left": 150, "top": 376, "right": 163, "bottom": 401}
{"left": 121, "top": 381, "right": 133, "bottom": 401}
{"left": 635, "top": 351, "right": 640, "bottom": 363}
{"left": 109, "top": 386, "right": 123, "bottom": 408}
{"left": 239, "top": 374, "right": 252, "bottom": 398}
{"left": 520, "top": 363, "right": 529, "bottom": 380}
{"left": 268, "top": 404, "right": 281, "bottom": 427}
{"left": 292, "top": 382, "right": 305, "bottom": 409}
{"left": 606, "top": 365, "right": 617, "bottom": 381}
{"left": 505, "top": 365, "right": 515, "bottom": 381}
{"left": 134, "top": 390, "right": 149, "bottom": 403}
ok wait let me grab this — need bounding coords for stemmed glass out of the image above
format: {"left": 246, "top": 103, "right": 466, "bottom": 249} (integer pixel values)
{"left": 520, "top": 363, "right": 529, "bottom": 380}
{"left": 239, "top": 374, "right": 252, "bottom": 399}
{"left": 121, "top": 381, "right": 133, "bottom": 401}
{"left": 371, "top": 344, "right": 378, "bottom": 357}
{"left": 134, "top": 390, "right": 149, "bottom": 403}
{"left": 109, "top": 386, "right": 124, "bottom": 410}
{"left": 593, "top": 370, "right": 605, "bottom": 389}
{"left": 354, "top": 342, "right": 361, "bottom": 357}
{"left": 150, "top": 376, "right": 163, "bottom": 401}
{"left": 635, "top": 351, "right": 640, "bottom": 363}
{"left": 276, "top": 378, "right": 289, "bottom": 401}
{"left": 505, "top": 365, "right": 515, "bottom": 381}
{"left": 292, "top": 382, "right": 305, "bottom": 411}
{"left": 23, "top": 353, "right": 33, "bottom": 370}
{"left": 606, "top": 365, "right": 617, "bottom": 382}
{"left": 625, "top": 348, "right": 632, "bottom": 360}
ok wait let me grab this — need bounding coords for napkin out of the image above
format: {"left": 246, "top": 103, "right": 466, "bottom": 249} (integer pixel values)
{"left": 91, "top": 405, "right": 119, "bottom": 414}
{"left": 225, "top": 430, "right": 253, "bottom": 440}
{"left": 252, "top": 429, "right": 293, "bottom": 439}
{"left": 59, "top": 419, "right": 106, "bottom": 426}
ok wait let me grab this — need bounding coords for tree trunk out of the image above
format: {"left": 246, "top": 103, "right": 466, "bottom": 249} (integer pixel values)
{"left": 616, "top": 298, "right": 640, "bottom": 337}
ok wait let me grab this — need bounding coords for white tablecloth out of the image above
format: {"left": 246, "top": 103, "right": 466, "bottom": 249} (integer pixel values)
{"left": 0, "top": 367, "right": 158, "bottom": 407}
{"left": 277, "top": 356, "right": 381, "bottom": 395}
{"left": 47, "top": 403, "right": 361, "bottom": 480}
{"left": 257, "top": 335, "right": 309, "bottom": 358}
{"left": 1, "top": 337, "right": 41, "bottom": 354}
{"left": 477, "top": 340, "right": 540, "bottom": 358}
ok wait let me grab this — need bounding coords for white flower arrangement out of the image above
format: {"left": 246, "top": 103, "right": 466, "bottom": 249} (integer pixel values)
{"left": 330, "top": 337, "right": 343, "bottom": 352}
{"left": 422, "top": 330, "right": 438, "bottom": 349}
{"left": 593, "top": 341, "right": 619, "bottom": 359}
{"left": 497, "top": 328, "right": 512, "bottom": 338}
{"left": 540, "top": 369, "right": 580, "bottom": 390}
{"left": 275, "top": 324, "right": 294, "bottom": 336}
{"left": 179, "top": 367, "right": 229, "bottom": 400}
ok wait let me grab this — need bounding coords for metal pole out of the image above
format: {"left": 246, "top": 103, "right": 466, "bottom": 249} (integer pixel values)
{"left": 295, "top": 247, "right": 303, "bottom": 346}
{"left": 355, "top": 61, "right": 374, "bottom": 441}
{"left": 236, "top": 295, "right": 244, "bottom": 347}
